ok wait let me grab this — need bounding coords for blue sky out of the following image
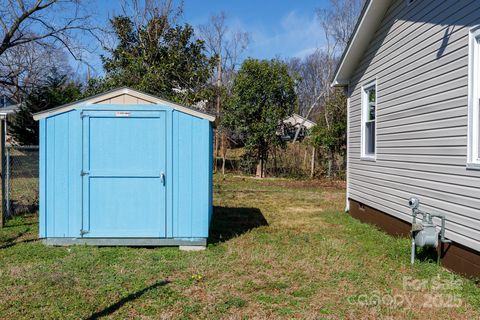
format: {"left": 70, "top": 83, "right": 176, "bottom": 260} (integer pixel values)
{"left": 83, "top": 0, "right": 330, "bottom": 75}
{"left": 178, "top": 0, "right": 329, "bottom": 59}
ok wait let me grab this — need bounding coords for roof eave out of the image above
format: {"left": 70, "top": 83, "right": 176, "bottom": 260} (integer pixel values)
{"left": 331, "top": 80, "right": 350, "bottom": 88}
{"left": 332, "top": 0, "right": 393, "bottom": 86}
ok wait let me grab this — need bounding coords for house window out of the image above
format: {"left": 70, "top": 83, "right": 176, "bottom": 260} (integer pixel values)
{"left": 361, "top": 81, "right": 376, "bottom": 159}
{"left": 468, "top": 27, "right": 480, "bottom": 168}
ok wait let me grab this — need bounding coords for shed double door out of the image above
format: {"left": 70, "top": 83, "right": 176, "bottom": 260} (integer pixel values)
{"left": 81, "top": 110, "right": 167, "bottom": 238}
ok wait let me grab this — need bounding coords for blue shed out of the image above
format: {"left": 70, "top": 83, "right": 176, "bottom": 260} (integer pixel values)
{"left": 33, "top": 88, "right": 215, "bottom": 248}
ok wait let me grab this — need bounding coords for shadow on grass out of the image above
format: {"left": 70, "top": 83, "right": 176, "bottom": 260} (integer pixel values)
{"left": 86, "top": 280, "right": 169, "bottom": 320}
{"left": 0, "top": 238, "right": 37, "bottom": 249}
{"left": 209, "top": 206, "right": 268, "bottom": 244}
{"left": 3, "top": 221, "right": 37, "bottom": 228}
{"left": 0, "top": 230, "right": 37, "bottom": 249}
{"left": 415, "top": 246, "right": 439, "bottom": 263}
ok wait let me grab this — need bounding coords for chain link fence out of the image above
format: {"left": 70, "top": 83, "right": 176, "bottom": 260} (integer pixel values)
{"left": 4, "top": 145, "right": 39, "bottom": 217}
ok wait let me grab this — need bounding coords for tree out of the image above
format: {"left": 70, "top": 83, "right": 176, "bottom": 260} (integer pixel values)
{"left": 316, "top": 0, "right": 365, "bottom": 52}
{"left": 93, "top": 2, "right": 215, "bottom": 106}
{"left": 309, "top": 88, "right": 347, "bottom": 177}
{"left": 222, "top": 59, "right": 297, "bottom": 177}
{"left": 306, "top": 0, "right": 364, "bottom": 176}
{"left": 0, "top": 42, "right": 72, "bottom": 102}
{"left": 284, "top": 0, "right": 364, "bottom": 177}
{"left": 287, "top": 50, "right": 332, "bottom": 118}
{"left": 198, "top": 11, "right": 249, "bottom": 174}
{"left": 0, "top": 0, "right": 96, "bottom": 97}
{"left": 290, "top": 0, "right": 357, "bottom": 143}
{"left": 9, "top": 70, "right": 81, "bottom": 145}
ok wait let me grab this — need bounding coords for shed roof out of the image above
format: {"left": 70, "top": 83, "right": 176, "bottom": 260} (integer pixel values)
{"left": 332, "top": 0, "right": 393, "bottom": 87}
{"left": 33, "top": 87, "right": 216, "bottom": 122}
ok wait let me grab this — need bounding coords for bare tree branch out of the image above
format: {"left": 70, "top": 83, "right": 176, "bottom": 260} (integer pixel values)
{"left": 0, "top": 0, "right": 99, "bottom": 98}
{"left": 0, "top": 39, "right": 73, "bottom": 100}
{"left": 290, "top": 0, "right": 364, "bottom": 144}
{"left": 198, "top": 12, "right": 249, "bottom": 173}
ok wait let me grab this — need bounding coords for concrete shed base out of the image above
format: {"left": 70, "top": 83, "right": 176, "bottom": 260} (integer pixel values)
{"left": 179, "top": 245, "right": 206, "bottom": 251}
{"left": 42, "top": 237, "right": 207, "bottom": 247}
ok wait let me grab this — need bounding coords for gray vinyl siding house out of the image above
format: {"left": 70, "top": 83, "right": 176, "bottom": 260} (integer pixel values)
{"left": 334, "top": 0, "right": 480, "bottom": 276}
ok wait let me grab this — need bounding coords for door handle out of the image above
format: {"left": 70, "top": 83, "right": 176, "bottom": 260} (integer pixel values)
{"left": 160, "top": 172, "right": 165, "bottom": 185}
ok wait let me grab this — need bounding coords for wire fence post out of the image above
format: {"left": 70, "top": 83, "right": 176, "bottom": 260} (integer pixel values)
{"left": 0, "top": 117, "right": 5, "bottom": 227}
{"left": 5, "top": 145, "right": 10, "bottom": 218}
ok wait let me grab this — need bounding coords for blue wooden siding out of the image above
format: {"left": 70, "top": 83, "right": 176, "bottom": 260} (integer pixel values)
{"left": 41, "top": 110, "right": 83, "bottom": 238}
{"left": 172, "top": 111, "right": 211, "bottom": 238}
{"left": 39, "top": 104, "right": 213, "bottom": 240}
{"left": 39, "top": 119, "right": 46, "bottom": 238}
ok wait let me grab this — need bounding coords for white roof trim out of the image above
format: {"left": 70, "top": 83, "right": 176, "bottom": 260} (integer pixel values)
{"left": 332, "top": 0, "right": 393, "bottom": 87}
{"left": 33, "top": 87, "right": 216, "bottom": 122}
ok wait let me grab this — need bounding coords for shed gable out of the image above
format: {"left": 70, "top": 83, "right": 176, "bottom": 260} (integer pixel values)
{"left": 94, "top": 93, "right": 155, "bottom": 105}
{"left": 33, "top": 87, "right": 215, "bottom": 122}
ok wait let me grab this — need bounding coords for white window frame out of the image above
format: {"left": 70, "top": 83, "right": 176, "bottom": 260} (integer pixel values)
{"left": 467, "top": 27, "right": 480, "bottom": 169}
{"left": 361, "top": 80, "right": 377, "bottom": 161}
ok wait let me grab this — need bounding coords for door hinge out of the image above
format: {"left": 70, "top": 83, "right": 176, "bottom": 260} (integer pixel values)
{"left": 80, "top": 170, "right": 89, "bottom": 176}
{"left": 80, "top": 229, "right": 89, "bottom": 236}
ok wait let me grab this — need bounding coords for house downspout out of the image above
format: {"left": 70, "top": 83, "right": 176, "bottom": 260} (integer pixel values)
{"left": 345, "top": 87, "right": 351, "bottom": 212}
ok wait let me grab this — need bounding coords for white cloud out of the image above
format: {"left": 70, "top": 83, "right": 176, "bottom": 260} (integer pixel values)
{"left": 245, "top": 10, "right": 326, "bottom": 60}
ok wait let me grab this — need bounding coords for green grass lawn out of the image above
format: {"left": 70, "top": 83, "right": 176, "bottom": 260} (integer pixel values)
{"left": 0, "top": 174, "right": 479, "bottom": 319}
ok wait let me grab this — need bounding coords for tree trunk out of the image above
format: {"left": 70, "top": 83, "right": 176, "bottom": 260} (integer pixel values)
{"left": 221, "top": 132, "right": 227, "bottom": 175}
{"left": 256, "top": 148, "right": 266, "bottom": 178}
{"left": 214, "top": 54, "right": 222, "bottom": 173}
{"left": 256, "top": 159, "right": 263, "bottom": 178}
{"left": 331, "top": 149, "right": 337, "bottom": 178}
{"left": 303, "top": 148, "right": 308, "bottom": 171}
{"left": 213, "top": 129, "right": 218, "bottom": 173}
{"left": 273, "top": 146, "right": 277, "bottom": 176}
{"left": 327, "top": 149, "right": 332, "bottom": 178}
{"left": 310, "top": 146, "right": 315, "bottom": 178}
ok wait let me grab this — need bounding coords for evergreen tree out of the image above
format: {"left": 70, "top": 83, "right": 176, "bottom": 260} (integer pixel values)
{"left": 88, "top": 14, "right": 215, "bottom": 105}
{"left": 222, "top": 59, "right": 297, "bottom": 177}
{"left": 9, "top": 71, "right": 81, "bottom": 145}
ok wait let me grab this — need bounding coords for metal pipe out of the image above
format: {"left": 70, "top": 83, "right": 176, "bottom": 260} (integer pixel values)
{"left": 411, "top": 207, "right": 417, "bottom": 265}
{"left": 411, "top": 236, "right": 416, "bottom": 265}
{"left": 431, "top": 214, "right": 451, "bottom": 244}
{"left": 409, "top": 197, "right": 452, "bottom": 266}
{"left": 440, "top": 217, "right": 449, "bottom": 243}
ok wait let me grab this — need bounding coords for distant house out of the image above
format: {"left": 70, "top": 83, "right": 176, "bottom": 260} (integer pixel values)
{"left": 279, "top": 113, "right": 316, "bottom": 141}
{"left": 0, "top": 95, "right": 20, "bottom": 144}
{"left": 333, "top": 0, "right": 480, "bottom": 277}
{"left": 0, "top": 95, "right": 20, "bottom": 116}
